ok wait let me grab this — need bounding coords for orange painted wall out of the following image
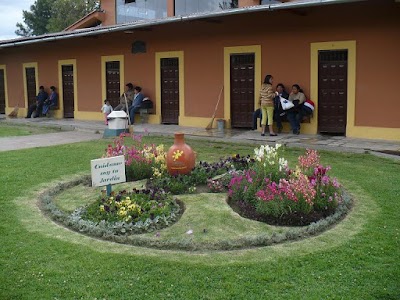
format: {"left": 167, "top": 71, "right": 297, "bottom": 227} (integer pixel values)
{"left": 0, "top": 1, "right": 399, "bottom": 128}
{"left": 100, "top": 0, "right": 116, "bottom": 26}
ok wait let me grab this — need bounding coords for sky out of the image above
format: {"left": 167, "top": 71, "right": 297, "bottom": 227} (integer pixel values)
{"left": 0, "top": 0, "right": 35, "bottom": 41}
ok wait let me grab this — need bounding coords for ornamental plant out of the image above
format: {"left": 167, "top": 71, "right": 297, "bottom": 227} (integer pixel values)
{"left": 228, "top": 145, "right": 343, "bottom": 221}
{"left": 84, "top": 187, "right": 178, "bottom": 224}
{"left": 104, "top": 133, "right": 167, "bottom": 181}
{"left": 148, "top": 154, "right": 254, "bottom": 195}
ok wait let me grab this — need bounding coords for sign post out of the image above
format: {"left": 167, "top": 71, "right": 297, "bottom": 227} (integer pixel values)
{"left": 90, "top": 156, "right": 126, "bottom": 195}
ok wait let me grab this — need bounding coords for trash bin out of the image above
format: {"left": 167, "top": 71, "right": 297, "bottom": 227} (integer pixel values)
{"left": 217, "top": 119, "right": 225, "bottom": 131}
{"left": 103, "top": 111, "right": 129, "bottom": 138}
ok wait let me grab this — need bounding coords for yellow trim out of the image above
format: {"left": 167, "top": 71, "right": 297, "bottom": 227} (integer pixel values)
{"left": 311, "top": 41, "right": 356, "bottom": 136}
{"left": 22, "top": 62, "right": 39, "bottom": 117}
{"left": 179, "top": 116, "right": 214, "bottom": 127}
{"left": 155, "top": 51, "right": 184, "bottom": 124}
{"left": 74, "top": 111, "right": 104, "bottom": 121}
{"left": 344, "top": 126, "right": 400, "bottom": 141}
{"left": 58, "top": 59, "right": 78, "bottom": 119}
{"left": 223, "top": 45, "right": 261, "bottom": 129}
{"left": 101, "top": 55, "right": 125, "bottom": 107}
{"left": 0, "top": 65, "right": 9, "bottom": 115}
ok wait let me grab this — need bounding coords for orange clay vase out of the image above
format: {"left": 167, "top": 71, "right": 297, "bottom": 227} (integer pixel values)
{"left": 166, "top": 133, "right": 196, "bottom": 175}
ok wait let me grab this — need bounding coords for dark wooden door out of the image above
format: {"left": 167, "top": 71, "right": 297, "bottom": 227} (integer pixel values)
{"left": 230, "top": 54, "right": 254, "bottom": 128}
{"left": 106, "top": 61, "right": 120, "bottom": 109}
{"left": 318, "top": 50, "right": 348, "bottom": 134}
{"left": 0, "top": 69, "right": 5, "bottom": 114}
{"left": 62, "top": 65, "right": 75, "bottom": 118}
{"left": 25, "top": 67, "right": 37, "bottom": 107}
{"left": 161, "top": 58, "right": 179, "bottom": 124}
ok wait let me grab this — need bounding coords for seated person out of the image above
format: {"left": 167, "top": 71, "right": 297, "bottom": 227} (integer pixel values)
{"left": 128, "top": 86, "right": 144, "bottom": 124}
{"left": 42, "top": 86, "right": 58, "bottom": 116}
{"left": 296, "top": 99, "right": 315, "bottom": 127}
{"left": 114, "top": 83, "right": 135, "bottom": 111}
{"left": 286, "top": 84, "right": 306, "bottom": 134}
{"left": 26, "top": 86, "right": 48, "bottom": 118}
{"left": 252, "top": 108, "right": 262, "bottom": 130}
{"left": 273, "top": 83, "right": 289, "bottom": 133}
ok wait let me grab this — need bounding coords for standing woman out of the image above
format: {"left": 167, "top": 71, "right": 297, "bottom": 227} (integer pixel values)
{"left": 259, "top": 75, "right": 277, "bottom": 136}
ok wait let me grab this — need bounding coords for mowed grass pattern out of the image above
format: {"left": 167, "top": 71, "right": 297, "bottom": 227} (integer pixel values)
{"left": 0, "top": 123, "right": 61, "bottom": 137}
{"left": 1, "top": 136, "right": 399, "bottom": 299}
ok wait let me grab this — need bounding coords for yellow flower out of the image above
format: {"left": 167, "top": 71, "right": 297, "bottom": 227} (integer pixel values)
{"left": 172, "top": 150, "right": 184, "bottom": 161}
{"left": 293, "top": 166, "right": 302, "bottom": 178}
{"left": 118, "top": 209, "right": 127, "bottom": 217}
{"left": 123, "top": 199, "right": 132, "bottom": 206}
{"left": 127, "top": 204, "right": 136, "bottom": 211}
{"left": 100, "top": 205, "right": 105, "bottom": 212}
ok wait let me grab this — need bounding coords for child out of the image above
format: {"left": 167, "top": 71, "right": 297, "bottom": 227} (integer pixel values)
{"left": 101, "top": 99, "right": 113, "bottom": 125}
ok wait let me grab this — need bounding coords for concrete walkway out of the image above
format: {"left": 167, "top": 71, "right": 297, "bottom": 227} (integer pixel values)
{"left": 1, "top": 116, "right": 399, "bottom": 159}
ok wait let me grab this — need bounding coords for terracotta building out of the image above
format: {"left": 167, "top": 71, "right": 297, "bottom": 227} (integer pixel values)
{"left": 0, "top": 0, "right": 399, "bottom": 140}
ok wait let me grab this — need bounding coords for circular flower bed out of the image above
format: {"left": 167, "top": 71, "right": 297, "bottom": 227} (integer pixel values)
{"left": 35, "top": 134, "right": 352, "bottom": 250}
{"left": 104, "top": 134, "right": 347, "bottom": 227}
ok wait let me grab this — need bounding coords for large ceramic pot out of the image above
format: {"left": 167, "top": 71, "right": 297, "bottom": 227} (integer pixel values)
{"left": 166, "top": 133, "right": 195, "bottom": 175}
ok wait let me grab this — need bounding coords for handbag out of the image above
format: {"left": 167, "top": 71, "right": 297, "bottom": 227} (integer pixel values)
{"left": 280, "top": 96, "right": 294, "bottom": 110}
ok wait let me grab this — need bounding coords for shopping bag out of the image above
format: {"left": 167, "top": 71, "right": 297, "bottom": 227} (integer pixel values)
{"left": 280, "top": 96, "right": 294, "bottom": 110}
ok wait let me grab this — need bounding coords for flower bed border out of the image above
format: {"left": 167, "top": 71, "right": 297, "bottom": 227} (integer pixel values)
{"left": 38, "top": 175, "right": 184, "bottom": 237}
{"left": 37, "top": 175, "right": 354, "bottom": 251}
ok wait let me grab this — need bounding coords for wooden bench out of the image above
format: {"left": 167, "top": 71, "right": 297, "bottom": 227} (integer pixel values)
{"left": 46, "top": 104, "right": 59, "bottom": 118}
{"left": 138, "top": 108, "right": 153, "bottom": 124}
{"left": 134, "top": 98, "right": 153, "bottom": 124}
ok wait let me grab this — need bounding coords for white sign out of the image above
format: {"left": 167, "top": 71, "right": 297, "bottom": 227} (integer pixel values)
{"left": 91, "top": 156, "right": 126, "bottom": 187}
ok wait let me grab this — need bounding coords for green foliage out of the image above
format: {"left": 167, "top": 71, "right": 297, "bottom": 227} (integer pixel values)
{"left": 47, "top": 0, "right": 100, "bottom": 32}
{"left": 15, "top": 0, "right": 54, "bottom": 36}
{"left": 15, "top": 0, "right": 100, "bottom": 36}
{"left": 125, "top": 159, "right": 154, "bottom": 181}
{"left": 84, "top": 189, "right": 176, "bottom": 224}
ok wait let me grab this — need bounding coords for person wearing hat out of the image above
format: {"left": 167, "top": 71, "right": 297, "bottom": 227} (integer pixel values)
{"left": 114, "top": 83, "right": 135, "bottom": 111}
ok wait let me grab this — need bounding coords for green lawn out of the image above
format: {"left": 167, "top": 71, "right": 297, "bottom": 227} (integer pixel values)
{"left": 0, "top": 123, "right": 61, "bottom": 137}
{"left": 0, "top": 136, "right": 399, "bottom": 299}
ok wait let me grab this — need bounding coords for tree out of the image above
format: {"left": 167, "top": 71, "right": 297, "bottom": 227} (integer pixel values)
{"left": 47, "top": 0, "right": 100, "bottom": 32}
{"left": 16, "top": 0, "right": 56, "bottom": 36}
{"left": 15, "top": 0, "right": 100, "bottom": 37}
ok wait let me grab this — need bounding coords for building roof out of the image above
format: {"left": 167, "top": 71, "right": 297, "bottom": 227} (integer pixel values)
{"left": 0, "top": 0, "right": 366, "bottom": 49}
{"left": 64, "top": 9, "right": 105, "bottom": 31}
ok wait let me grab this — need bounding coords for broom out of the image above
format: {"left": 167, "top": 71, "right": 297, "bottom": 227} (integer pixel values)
{"left": 205, "top": 85, "right": 224, "bottom": 130}
{"left": 124, "top": 93, "right": 133, "bottom": 133}
{"left": 8, "top": 104, "right": 19, "bottom": 118}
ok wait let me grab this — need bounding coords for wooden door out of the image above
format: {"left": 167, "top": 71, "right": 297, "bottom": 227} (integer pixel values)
{"left": 62, "top": 65, "right": 75, "bottom": 118}
{"left": 25, "top": 67, "right": 37, "bottom": 107}
{"left": 318, "top": 50, "right": 348, "bottom": 134}
{"left": 105, "top": 61, "right": 120, "bottom": 109}
{"left": 161, "top": 58, "right": 179, "bottom": 124}
{"left": 0, "top": 69, "right": 5, "bottom": 114}
{"left": 230, "top": 54, "right": 254, "bottom": 128}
